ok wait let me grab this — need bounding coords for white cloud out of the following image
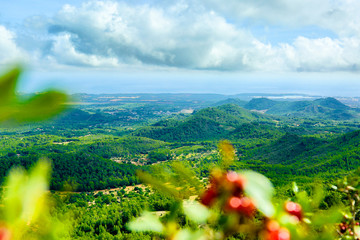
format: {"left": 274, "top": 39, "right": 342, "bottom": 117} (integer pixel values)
{"left": 41, "top": 0, "right": 360, "bottom": 72}
{"left": 280, "top": 37, "right": 360, "bottom": 71}
{"left": 50, "top": 33, "right": 119, "bottom": 67}
{"left": 44, "top": 1, "right": 260, "bottom": 70}
{"left": 198, "top": 0, "right": 360, "bottom": 37}
{"left": 0, "top": 25, "right": 27, "bottom": 65}
{"left": 7, "top": 0, "right": 360, "bottom": 73}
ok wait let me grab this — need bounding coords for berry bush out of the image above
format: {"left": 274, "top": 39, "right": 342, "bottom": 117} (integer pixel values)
{"left": 129, "top": 141, "right": 357, "bottom": 240}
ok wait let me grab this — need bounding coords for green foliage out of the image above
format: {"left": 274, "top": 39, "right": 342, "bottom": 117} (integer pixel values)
{"left": 0, "top": 67, "right": 67, "bottom": 123}
{"left": 0, "top": 159, "right": 71, "bottom": 239}
{"left": 137, "top": 161, "right": 203, "bottom": 200}
{"left": 242, "top": 170, "right": 274, "bottom": 217}
{"left": 129, "top": 142, "right": 352, "bottom": 240}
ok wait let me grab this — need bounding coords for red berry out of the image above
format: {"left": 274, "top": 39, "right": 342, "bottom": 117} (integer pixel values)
{"left": 237, "top": 197, "right": 256, "bottom": 217}
{"left": 225, "top": 171, "right": 245, "bottom": 194}
{"left": 225, "top": 196, "right": 241, "bottom": 212}
{"left": 200, "top": 187, "right": 218, "bottom": 206}
{"left": 277, "top": 228, "right": 291, "bottom": 240}
{"left": 225, "top": 196, "right": 255, "bottom": 217}
{"left": 0, "top": 227, "right": 11, "bottom": 240}
{"left": 265, "top": 226, "right": 290, "bottom": 240}
{"left": 226, "top": 171, "right": 238, "bottom": 182}
{"left": 266, "top": 220, "right": 280, "bottom": 232}
{"left": 285, "top": 201, "right": 302, "bottom": 220}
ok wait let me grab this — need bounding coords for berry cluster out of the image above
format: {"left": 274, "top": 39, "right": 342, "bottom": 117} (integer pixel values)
{"left": 262, "top": 220, "right": 290, "bottom": 240}
{"left": 200, "top": 170, "right": 255, "bottom": 217}
{"left": 260, "top": 202, "right": 302, "bottom": 240}
{"left": 284, "top": 201, "right": 302, "bottom": 221}
{"left": 338, "top": 218, "right": 359, "bottom": 237}
{"left": 199, "top": 170, "right": 309, "bottom": 239}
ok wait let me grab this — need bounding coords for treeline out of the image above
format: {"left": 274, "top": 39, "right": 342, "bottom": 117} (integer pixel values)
{"left": 53, "top": 187, "right": 175, "bottom": 239}
{"left": 0, "top": 136, "right": 170, "bottom": 191}
{"left": 0, "top": 152, "right": 139, "bottom": 191}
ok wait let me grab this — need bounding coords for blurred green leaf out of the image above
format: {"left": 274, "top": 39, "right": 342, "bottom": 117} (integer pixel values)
{"left": 171, "top": 161, "right": 203, "bottom": 193}
{"left": 355, "top": 226, "right": 360, "bottom": 237}
{"left": 0, "top": 159, "right": 68, "bottom": 239}
{"left": 138, "top": 162, "right": 203, "bottom": 199}
{"left": 183, "top": 200, "right": 210, "bottom": 224}
{"left": 292, "top": 182, "right": 298, "bottom": 193}
{"left": 3, "top": 167, "right": 27, "bottom": 223}
{"left": 0, "top": 67, "right": 20, "bottom": 105}
{"left": 137, "top": 170, "right": 181, "bottom": 199}
{"left": 127, "top": 211, "right": 164, "bottom": 233}
{"left": 242, "top": 170, "right": 274, "bottom": 217}
{"left": 0, "top": 66, "right": 68, "bottom": 123}
{"left": 312, "top": 207, "right": 342, "bottom": 227}
{"left": 173, "top": 228, "right": 205, "bottom": 240}
{"left": 312, "top": 182, "right": 324, "bottom": 209}
{"left": 295, "top": 191, "right": 312, "bottom": 213}
{"left": 219, "top": 140, "right": 235, "bottom": 170}
{"left": 3, "top": 159, "right": 50, "bottom": 224}
{"left": 14, "top": 91, "right": 67, "bottom": 122}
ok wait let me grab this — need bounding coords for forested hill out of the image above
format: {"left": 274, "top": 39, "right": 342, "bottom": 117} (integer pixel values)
{"left": 242, "top": 97, "right": 359, "bottom": 120}
{"left": 246, "top": 133, "right": 327, "bottom": 165}
{"left": 212, "top": 98, "right": 247, "bottom": 107}
{"left": 132, "top": 104, "right": 279, "bottom": 142}
{"left": 0, "top": 136, "right": 168, "bottom": 191}
{"left": 244, "top": 129, "right": 360, "bottom": 178}
{"left": 244, "top": 98, "right": 277, "bottom": 110}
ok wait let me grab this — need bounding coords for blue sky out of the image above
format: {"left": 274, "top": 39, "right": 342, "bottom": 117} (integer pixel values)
{"left": 1, "top": 0, "right": 360, "bottom": 95}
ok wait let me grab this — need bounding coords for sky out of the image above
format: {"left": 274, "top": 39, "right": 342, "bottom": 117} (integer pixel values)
{"left": 1, "top": 0, "right": 360, "bottom": 96}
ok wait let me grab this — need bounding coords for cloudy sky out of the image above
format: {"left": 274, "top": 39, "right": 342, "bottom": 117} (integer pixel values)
{"left": 1, "top": 0, "right": 360, "bottom": 95}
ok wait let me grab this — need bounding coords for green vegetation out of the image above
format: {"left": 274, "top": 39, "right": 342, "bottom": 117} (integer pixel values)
{"left": 3, "top": 68, "right": 360, "bottom": 238}
{"left": 244, "top": 97, "right": 358, "bottom": 120}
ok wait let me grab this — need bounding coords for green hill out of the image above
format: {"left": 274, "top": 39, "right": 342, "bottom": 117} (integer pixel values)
{"left": 244, "top": 98, "right": 277, "bottom": 110}
{"left": 244, "top": 97, "right": 358, "bottom": 120}
{"left": 246, "top": 129, "right": 360, "bottom": 179}
{"left": 314, "top": 97, "right": 351, "bottom": 110}
{"left": 53, "top": 108, "right": 116, "bottom": 126}
{"left": 133, "top": 104, "right": 276, "bottom": 142}
{"left": 247, "top": 133, "right": 326, "bottom": 164}
{"left": 213, "top": 98, "right": 247, "bottom": 107}
{"left": 227, "top": 122, "right": 283, "bottom": 142}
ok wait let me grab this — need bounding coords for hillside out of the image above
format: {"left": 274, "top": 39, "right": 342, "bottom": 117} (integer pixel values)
{"left": 246, "top": 133, "right": 327, "bottom": 164}
{"left": 294, "top": 130, "right": 360, "bottom": 174}
{"left": 133, "top": 104, "right": 277, "bottom": 142}
{"left": 0, "top": 136, "right": 168, "bottom": 191}
{"left": 245, "top": 129, "right": 360, "bottom": 178}
{"left": 213, "top": 98, "right": 247, "bottom": 107}
{"left": 244, "top": 97, "right": 358, "bottom": 120}
{"left": 244, "top": 98, "right": 277, "bottom": 110}
{"left": 52, "top": 108, "right": 117, "bottom": 127}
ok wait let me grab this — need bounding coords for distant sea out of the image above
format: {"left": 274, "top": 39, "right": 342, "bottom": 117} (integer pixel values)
{"left": 18, "top": 70, "right": 360, "bottom": 97}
